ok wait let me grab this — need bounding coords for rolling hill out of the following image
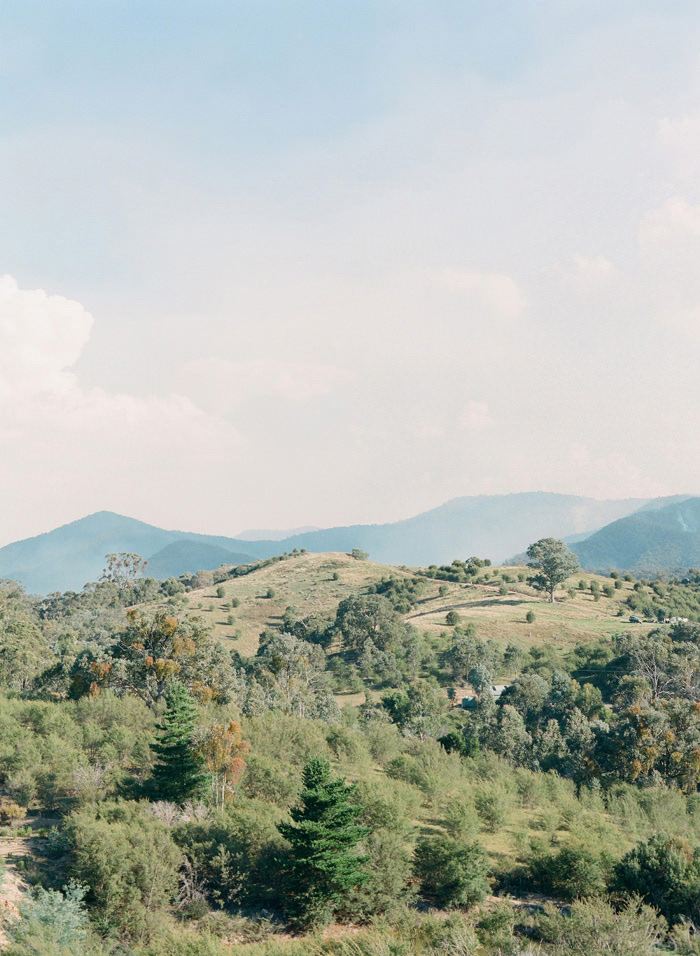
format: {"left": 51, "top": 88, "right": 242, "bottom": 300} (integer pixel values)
{"left": 0, "top": 492, "right": 687, "bottom": 593}
{"left": 160, "top": 550, "right": 652, "bottom": 659}
{"left": 573, "top": 496, "right": 700, "bottom": 574}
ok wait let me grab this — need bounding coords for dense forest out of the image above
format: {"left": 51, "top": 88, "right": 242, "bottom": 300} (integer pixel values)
{"left": 0, "top": 542, "right": 699, "bottom": 954}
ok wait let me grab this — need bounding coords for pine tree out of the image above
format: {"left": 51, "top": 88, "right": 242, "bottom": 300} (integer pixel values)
{"left": 150, "top": 681, "right": 207, "bottom": 803}
{"left": 278, "top": 757, "right": 369, "bottom": 928}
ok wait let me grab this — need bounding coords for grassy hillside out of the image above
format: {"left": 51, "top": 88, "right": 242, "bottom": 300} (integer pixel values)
{"left": 165, "top": 552, "right": 650, "bottom": 658}
{"left": 168, "top": 552, "right": 414, "bottom": 656}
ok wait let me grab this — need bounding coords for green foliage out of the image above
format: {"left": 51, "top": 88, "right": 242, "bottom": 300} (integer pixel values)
{"left": 150, "top": 682, "right": 207, "bottom": 803}
{"left": 533, "top": 896, "right": 667, "bottom": 956}
{"left": 381, "top": 680, "right": 449, "bottom": 739}
{"left": 527, "top": 538, "right": 579, "bottom": 602}
{"left": 612, "top": 834, "right": 700, "bottom": 924}
{"left": 6, "top": 881, "right": 91, "bottom": 951}
{"left": 65, "top": 800, "right": 183, "bottom": 939}
{"left": 278, "top": 757, "right": 369, "bottom": 928}
{"left": 527, "top": 844, "right": 609, "bottom": 900}
{"left": 175, "top": 798, "right": 285, "bottom": 909}
{"left": 414, "top": 833, "right": 489, "bottom": 908}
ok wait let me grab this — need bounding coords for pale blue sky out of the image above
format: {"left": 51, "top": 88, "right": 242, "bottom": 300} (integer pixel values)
{"left": 1, "top": 2, "right": 700, "bottom": 542}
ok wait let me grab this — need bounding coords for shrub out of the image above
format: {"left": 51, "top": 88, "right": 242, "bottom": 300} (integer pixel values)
{"left": 475, "top": 786, "right": 508, "bottom": 832}
{"left": 442, "top": 797, "right": 480, "bottom": 840}
{"left": 175, "top": 799, "right": 285, "bottom": 909}
{"left": 527, "top": 844, "right": 609, "bottom": 900}
{"left": 0, "top": 797, "right": 26, "bottom": 824}
{"left": 534, "top": 897, "right": 666, "bottom": 956}
{"left": 612, "top": 834, "right": 700, "bottom": 924}
{"left": 342, "top": 828, "right": 416, "bottom": 920}
{"left": 414, "top": 833, "right": 489, "bottom": 908}
{"left": 6, "top": 882, "right": 93, "bottom": 952}
{"left": 215, "top": 586, "right": 225, "bottom": 599}
{"left": 446, "top": 610, "right": 461, "bottom": 627}
{"left": 476, "top": 903, "right": 517, "bottom": 953}
{"left": 65, "top": 801, "right": 183, "bottom": 939}
{"left": 526, "top": 610, "right": 536, "bottom": 624}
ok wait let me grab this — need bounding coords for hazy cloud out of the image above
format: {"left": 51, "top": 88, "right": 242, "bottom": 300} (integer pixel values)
{"left": 435, "top": 269, "right": 526, "bottom": 319}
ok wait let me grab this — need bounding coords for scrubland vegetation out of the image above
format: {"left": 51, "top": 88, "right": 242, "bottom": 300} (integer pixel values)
{"left": 1, "top": 540, "right": 700, "bottom": 953}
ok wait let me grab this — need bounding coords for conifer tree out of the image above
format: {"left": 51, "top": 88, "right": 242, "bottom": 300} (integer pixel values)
{"left": 150, "top": 681, "right": 206, "bottom": 803}
{"left": 278, "top": 757, "right": 369, "bottom": 928}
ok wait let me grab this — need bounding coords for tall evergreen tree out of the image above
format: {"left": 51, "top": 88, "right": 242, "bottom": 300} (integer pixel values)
{"left": 150, "top": 681, "right": 206, "bottom": 803}
{"left": 278, "top": 757, "right": 369, "bottom": 928}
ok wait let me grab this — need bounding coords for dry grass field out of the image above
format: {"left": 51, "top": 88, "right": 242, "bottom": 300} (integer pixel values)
{"left": 168, "top": 552, "right": 649, "bottom": 657}
{"left": 406, "top": 566, "right": 650, "bottom": 648}
{"left": 174, "top": 552, "right": 414, "bottom": 656}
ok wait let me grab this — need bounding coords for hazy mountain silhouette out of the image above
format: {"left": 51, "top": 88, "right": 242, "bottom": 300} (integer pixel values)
{"left": 0, "top": 493, "right": 661, "bottom": 592}
{"left": 573, "top": 497, "right": 700, "bottom": 574}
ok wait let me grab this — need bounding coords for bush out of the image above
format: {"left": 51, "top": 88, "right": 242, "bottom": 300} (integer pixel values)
{"left": 476, "top": 903, "right": 517, "bottom": 953}
{"left": 65, "top": 800, "right": 183, "bottom": 939}
{"left": 175, "top": 799, "right": 285, "bottom": 909}
{"left": 612, "top": 834, "right": 700, "bottom": 924}
{"left": 0, "top": 797, "right": 26, "bottom": 824}
{"left": 446, "top": 610, "right": 461, "bottom": 627}
{"left": 526, "top": 610, "right": 536, "bottom": 624}
{"left": 527, "top": 844, "right": 609, "bottom": 900}
{"left": 6, "top": 882, "right": 95, "bottom": 953}
{"left": 342, "top": 828, "right": 416, "bottom": 919}
{"left": 414, "top": 833, "right": 489, "bottom": 908}
{"left": 534, "top": 896, "right": 666, "bottom": 956}
{"left": 475, "top": 786, "right": 508, "bottom": 832}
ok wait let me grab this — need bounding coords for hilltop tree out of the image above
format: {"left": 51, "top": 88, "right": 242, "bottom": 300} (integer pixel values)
{"left": 527, "top": 538, "right": 579, "bottom": 603}
{"left": 150, "top": 681, "right": 207, "bottom": 803}
{"left": 101, "top": 552, "right": 148, "bottom": 591}
{"left": 278, "top": 757, "right": 369, "bottom": 928}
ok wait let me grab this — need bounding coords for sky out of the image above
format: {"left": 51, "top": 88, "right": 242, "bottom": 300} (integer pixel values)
{"left": 2, "top": 1, "right": 700, "bottom": 545}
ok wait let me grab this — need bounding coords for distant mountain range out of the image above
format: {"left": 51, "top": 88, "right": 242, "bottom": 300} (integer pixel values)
{"left": 572, "top": 497, "right": 700, "bottom": 575}
{"left": 1, "top": 492, "right": 691, "bottom": 594}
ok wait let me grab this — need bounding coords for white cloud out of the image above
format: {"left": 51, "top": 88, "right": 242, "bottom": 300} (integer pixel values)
{"left": 0, "top": 275, "right": 92, "bottom": 397}
{"left": 639, "top": 198, "right": 700, "bottom": 247}
{"left": 0, "top": 277, "right": 242, "bottom": 543}
{"left": 458, "top": 400, "right": 493, "bottom": 431}
{"left": 435, "top": 269, "right": 526, "bottom": 319}
{"left": 571, "top": 254, "right": 615, "bottom": 283}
